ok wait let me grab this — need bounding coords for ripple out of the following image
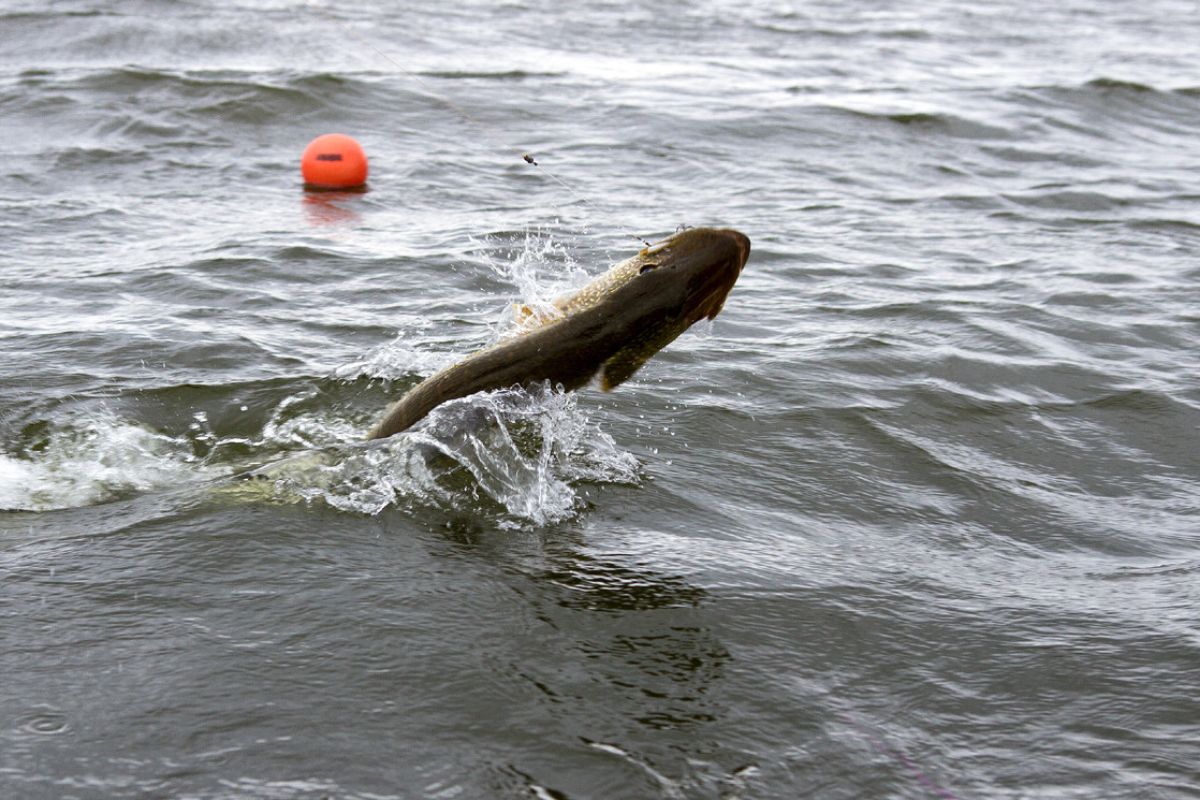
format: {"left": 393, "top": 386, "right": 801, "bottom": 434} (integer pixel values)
{"left": 16, "top": 710, "right": 68, "bottom": 736}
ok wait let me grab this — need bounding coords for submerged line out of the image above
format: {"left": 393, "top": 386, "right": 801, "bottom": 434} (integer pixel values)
{"left": 839, "top": 712, "right": 959, "bottom": 799}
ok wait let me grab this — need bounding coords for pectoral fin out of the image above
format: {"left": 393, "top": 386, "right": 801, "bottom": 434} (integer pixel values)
{"left": 599, "top": 322, "right": 688, "bottom": 391}
{"left": 600, "top": 348, "right": 656, "bottom": 391}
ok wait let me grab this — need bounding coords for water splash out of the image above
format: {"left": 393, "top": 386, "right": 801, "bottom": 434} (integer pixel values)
{"left": 250, "top": 386, "right": 639, "bottom": 526}
{"left": 329, "top": 327, "right": 455, "bottom": 382}
{"left": 473, "top": 225, "right": 593, "bottom": 338}
{"left": 0, "top": 411, "right": 227, "bottom": 512}
{"left": 413, "top": 386, "right": 640, "bottom": 525}
{"left": 2, "top": 230, "right": 642, "bottom": 524}
{"left": 2, "top": 383, "right": 637, "bottom": 525}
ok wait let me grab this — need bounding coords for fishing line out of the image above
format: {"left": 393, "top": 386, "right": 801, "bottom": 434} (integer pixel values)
{"left": 306, "top": 2, "right": 653, "bottom": 248}
{"left": 839, "top": 712, "right": 959, "bottom": 799}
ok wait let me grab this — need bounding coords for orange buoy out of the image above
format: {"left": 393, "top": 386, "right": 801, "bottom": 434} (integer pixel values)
{"left": 301, "top": 133, "right": 368, "bottom": 189}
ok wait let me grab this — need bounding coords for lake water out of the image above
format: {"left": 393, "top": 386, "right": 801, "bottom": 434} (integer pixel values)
{"left": 2, "top": 1, "right": 1199, "bottom": 797}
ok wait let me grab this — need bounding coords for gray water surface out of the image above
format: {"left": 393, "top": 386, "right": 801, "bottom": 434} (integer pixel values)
{"left": 3, "top": 1, "right": 1200, "bottom": 797}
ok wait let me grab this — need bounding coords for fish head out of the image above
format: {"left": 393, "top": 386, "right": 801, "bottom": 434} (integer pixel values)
{"left": 628, "top": 227, "right": 751, "bottom": 324}
{"left": 595, "top": 227, "right": 751, "bottom": 390}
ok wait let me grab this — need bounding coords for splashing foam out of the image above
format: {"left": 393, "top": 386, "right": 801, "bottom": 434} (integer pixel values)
{"left": 330, "top": 228, "right": 585, "bottom": 383}
{"left": 330, "top": 331, "right": 454, "bottom": 383}
{"left": 413, "top": 386, "right": 640, "bottom": 525}
{"left": 0, "top": 413, "right": 225, "bottom": 512}
{"left": 254, "top": 381, "right": 639, "bottom": 526}
{"left": 474, "top": 225, "right": 593, "bottom": 338}
{"left": 4, "top": 230, "right": 642, "bottom": 523}
{"left": 3, "top": 384, "right": 637, "bottom": 525}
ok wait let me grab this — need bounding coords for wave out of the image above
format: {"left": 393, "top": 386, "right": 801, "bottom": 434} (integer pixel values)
{"left": 813, "top": 105, "right": 1012, "bottom": 140}
{"left": 2, "top": 67, "right": 382, "bottom": 142}
{"left": 1010, "top": 77, "right": 1200, "bottom": 137}
{"left": 1084, "top": 77, "right": 1158, "bottom": 93}
{"left": 1083, "top": 77, "right": 1200, "bottom": 100}
{"left": 1001, "top": 189, "right": 1130, "bottom": 213}
{"left": 417, "top": 69, "right": 565, "bottom": 81}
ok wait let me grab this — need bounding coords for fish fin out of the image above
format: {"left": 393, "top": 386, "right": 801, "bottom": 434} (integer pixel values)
{"left": 513, "top": 301, "right": 566, "bottom": 330}
{"left": 600, "top": 321, "right": 692, "bottom": 391}
{"left": 600, "top": 349, "right": 655, "bottom": 391}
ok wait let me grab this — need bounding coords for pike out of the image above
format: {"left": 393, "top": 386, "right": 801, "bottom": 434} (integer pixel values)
{"left": 367, "top": 227, "right": 751, "bottom": 440}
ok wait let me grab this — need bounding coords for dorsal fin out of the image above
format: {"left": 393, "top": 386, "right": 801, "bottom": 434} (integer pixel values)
{"left": 512, "top": 301, "right": 566, "bottom": 331}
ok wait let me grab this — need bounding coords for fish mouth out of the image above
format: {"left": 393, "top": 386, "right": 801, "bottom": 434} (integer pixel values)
{"left": 688, "top": 229, "right": 750, "bottom": 322}
{"left": 721, "top": 229, "right": 751, "bottom": 272}
{"left": 695, "top": 281, "right": 734, "bottom": 322}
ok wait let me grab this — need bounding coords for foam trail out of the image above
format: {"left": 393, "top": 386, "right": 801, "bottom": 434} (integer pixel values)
{"left": 0, "top": 413, "right": 225, "bottom": 512}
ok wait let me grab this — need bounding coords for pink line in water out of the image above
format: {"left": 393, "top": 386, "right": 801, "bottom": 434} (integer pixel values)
{"left": 839, "top": 712, "right": 959, "bottom": 799}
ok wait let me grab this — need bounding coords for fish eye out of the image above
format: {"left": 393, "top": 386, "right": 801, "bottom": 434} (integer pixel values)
{"left": 638, "top": 262, "right": 659, "bottom": 275}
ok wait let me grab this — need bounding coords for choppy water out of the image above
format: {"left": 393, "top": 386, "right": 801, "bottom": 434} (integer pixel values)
{"left": 3, "top": 1, "right": 1200, "bottom": 797}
